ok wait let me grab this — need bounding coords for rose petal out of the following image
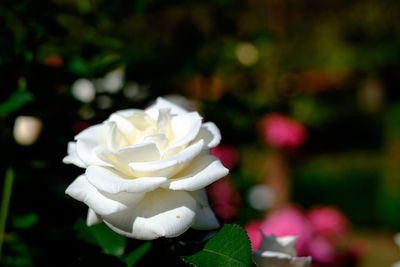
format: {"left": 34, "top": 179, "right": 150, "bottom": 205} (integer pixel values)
{"left": 86, "top": 165, "right": 167, "bottom": 194}
{"left": 145, "top": 97, "right": 187, "bottom": 119}
{"left": 128, "top": 112, "right": 155, "bottom": 133}
{"left": 156, "top": 108, "right": 173, "bottom": 139}
{"left": 63, "top": 142, "right": 86, "bottom": 168}
{"left": 87, "top": 208, "right": 102, "bottom": 226}
{"left": 129, "top": 140, "right": 204, "bottom": 177}
{"left": 253, "top": 251, "right": 311, "bottom": 267}
{"left": 109, "top": 110, "right": 155, "bottom": 143}
{"left": 98, "top": 142, "right": 161, "bottom": 174}
{"left": 143, "top": 134, "right": 169, "bottom": 152}
{"left": 106, "top": 121, "right": 129, "bottom": 150}
{"left": 259, "top": 234, "right": 298, "bottom": 257}
{"left": 65, "top": 175, "right": 145, "bottom": 216}
{"left": 171, "top": 112, "right": 202, "bottom": 141}
{"left": 189, "top": 189, "right": 220, "bottom": 230}
{"left": 102, "top": 189, "right": 196, "bottom": 240}
{"left": 194, "top": 122, "right": 221, "bottom": 149}
{"left": 110, "top": 109, "right": 144, "bottom": 119}
{"left": 161, "top": 154, "right": 228, "bottom": 191}
{"left": 75, "top": 124, "right": 108, "bottom": 144}
{"left": 76, "top": 138, "right": 111, "bottom": 166}
{"left": 162, "top": 112, "right": 202, "bottom": 158}
{"left": 108, "top": 112, "right": 136, "bottom": 140}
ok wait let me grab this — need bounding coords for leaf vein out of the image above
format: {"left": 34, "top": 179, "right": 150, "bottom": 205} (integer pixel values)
{"left": 202, "top": 248, "right": 245, "bottom": 266}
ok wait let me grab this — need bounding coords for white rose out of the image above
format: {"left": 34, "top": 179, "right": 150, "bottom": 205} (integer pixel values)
{"left": 253, "top": 233, "right": 311, "bottom": 267}
{"left": 64, "top": 97, "right": 228, "bottom": 240}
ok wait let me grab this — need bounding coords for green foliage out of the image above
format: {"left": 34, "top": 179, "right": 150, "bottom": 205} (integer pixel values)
{"left": 11, "top": 213, "right": 38, "bottom": 229}
{"left": 182, "top": 225, "right": 255, "bottom": 267}
{"left": 122, "top": 241, "right": 151, "bottom": 267}
{"left": 0, "top": 168, "right": 14, "bottom": 261}
{"left": 292, "top": 154, "right": 380, "bottom": 226}
{"left": 74, "top": 219, "right": 126, "bottom": 257}
{"left": 376, "top": 188, "right": 400, "bottom": 228}
{"left": 0, "top": 91, "right": 33, "bottom": 115}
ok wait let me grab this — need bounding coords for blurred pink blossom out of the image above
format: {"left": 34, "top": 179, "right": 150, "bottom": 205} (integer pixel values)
{"left": 308, "top": 236, "right": 335, "bottom": 264}
{"left": 211, "top": 145, "right": 238, "bottom": 169}
{"left": 245, "top": 205, "right": 360, "bottom": 266}
{"left": 258, "top": 206, "right": 314, "bottom": 255}
{"left": 260, "top": 113, "right": 306, "bottom": 150}
{"left": 207, "top": 178, "right": 239, "bottom": 220}
{"left": 307, "top": 206, "right": 349, "bottom": 242}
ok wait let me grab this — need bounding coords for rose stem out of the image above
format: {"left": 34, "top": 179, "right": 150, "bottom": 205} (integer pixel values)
{"left": 0, "top": 167, "right": 14, "bottom": 261}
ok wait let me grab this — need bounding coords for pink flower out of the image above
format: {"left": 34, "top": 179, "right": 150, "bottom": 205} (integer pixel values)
{"left": 307, "top": 206, "right": 348, "bottom": 243}
{"left": 245, "top": 205, "right": 358, "bottom": 266}
{"left": 211, "top": 145, "right": 238, "bottom": 169}
{"left": 260, "top": 113, "right": 306, "bottom": 150}
{"left": 308, "top": 236, "right": 335, "bottom": 264}
{"left": 249, "top": 206, "right": 314, "bottom": 255}
{"left": 207, "top": 178, "right": 239, "bottom": 220}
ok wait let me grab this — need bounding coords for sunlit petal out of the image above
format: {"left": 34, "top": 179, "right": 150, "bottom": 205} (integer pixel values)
{"left": 87, "top": 208, "right": 102, "bottom": 226}
{"left": 194, "top": 122, "right": 221, "bottom": 149}
{"left": 129, "top": 140, "right": 203, "bottom": 177}
{"left": 162, "top": 112, "right": 202, "bottom": 158}
{"left": 86, "top": 165, "right": 167, "bottom": 193}
{"left": 102, "top": 189, "right": 196, "bottom": 240}
{"left": 162, "top": 154, "right": 228, "bottom": 191}
{"left": 63, "top": 142, "right": 86, "bottom": 168}
{"left": 65, "top": 175, "right": 145, "bottom": 216}
{"left": 145, "top": 97, "right": 187, "bottom": 119}
{"left": 189, "top": 189, "right": 220, "bottom": 230}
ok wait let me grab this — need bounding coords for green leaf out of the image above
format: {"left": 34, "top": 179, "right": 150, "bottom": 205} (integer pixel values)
{"left": 0, "top": 90, "right": 33, "bottom": 115}
{"left": 182, "top": 224, "right": 255, "bottom": 267}
{"left": 74, "top": 219, "right": 126, "bottom": 257}
{"left": 12, "top": 213, "right": 38, "bottom": 229}
{"left": 122, "top": 241, "right": 151, "bottom": 267}
{"left": 68, "top": 57, "right": 90, "bottom": 75}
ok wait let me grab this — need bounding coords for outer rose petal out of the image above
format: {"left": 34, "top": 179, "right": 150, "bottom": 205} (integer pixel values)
{"left": 74, "top": 123, "right": 119, "bottom": 166}
{"left": 76, "top": 138, "right": 111, "bottom": 167}
{"left": 75, "top": 124, "right": 108, "bottom": 145}
{"left": 194, "top": 122, "right": 221, "bottom": 149}
{"left": 145, "top": 97, "right": 187, "bottom": 119}
{"left": 259, "top": 234, "right": 298, "bottom": 257}
{"left": 63, "top": 142, "right": 86, "bottom": 168}
{"left": 253, "top": 232, "right": 312, "bottom": 267}
{"left": 87, "top": 208, "right": 102, "bottom": 226}
{"left": 65, "top": 175, "right": 145, "bottom": 216}
{"left": 189, "top": 189, "right": 220, "bottom": 230}
{"left": 161, "top": 154, "right": 229, "bottom": 191}
{"left": 86, "top": 165, "right": 167, "bottom": 193}
{"left": 102, "top": 189, "right": 197, "bottom": 240}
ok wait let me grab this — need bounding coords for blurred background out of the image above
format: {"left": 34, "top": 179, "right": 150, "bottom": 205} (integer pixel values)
{"left": 1, "top": 0, "right": 400, "bottom": 266}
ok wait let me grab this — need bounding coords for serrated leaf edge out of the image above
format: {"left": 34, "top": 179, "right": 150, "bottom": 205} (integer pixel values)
{"left": 181, "top": 224, "right": 256, "bottom": 267}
